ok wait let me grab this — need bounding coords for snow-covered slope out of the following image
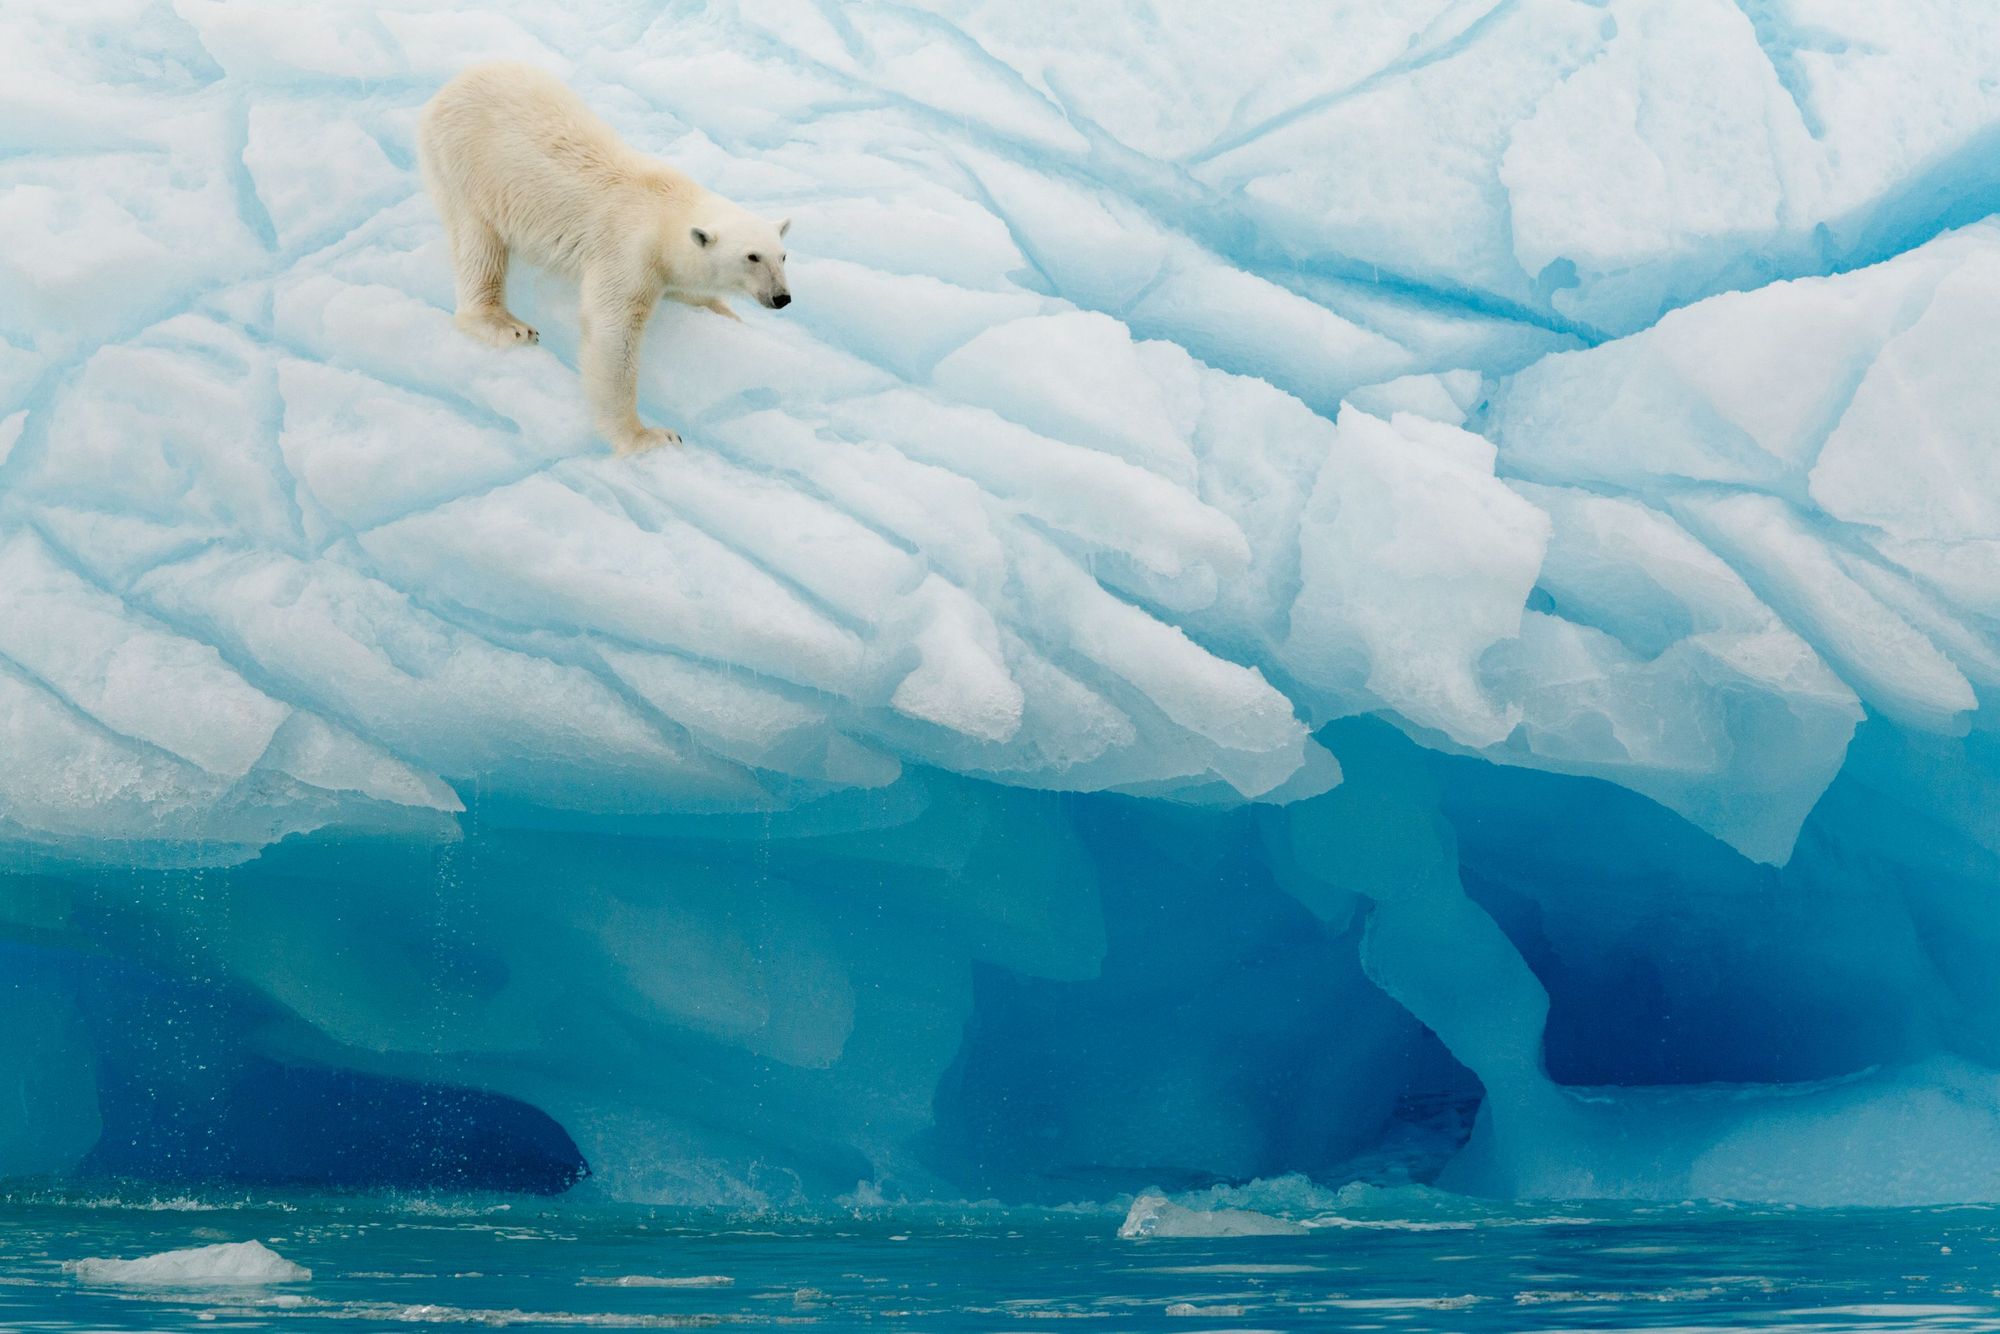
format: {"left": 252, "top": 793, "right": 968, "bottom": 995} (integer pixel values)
{"left": 2, "top": 0, "right": 1998, "bottom": 1206}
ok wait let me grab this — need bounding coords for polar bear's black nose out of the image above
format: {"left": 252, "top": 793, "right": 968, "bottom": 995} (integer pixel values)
{"left": 772, "top": 293, "right": 791, "bottom": 309}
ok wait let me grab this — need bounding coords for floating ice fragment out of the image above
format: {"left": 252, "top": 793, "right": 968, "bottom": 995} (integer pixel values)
{"left": 66, "top": 1240, "right": 310, "bottom": 1286}
{"left": 1119, "top": 1193, "right": 1307, "bottom": 1239}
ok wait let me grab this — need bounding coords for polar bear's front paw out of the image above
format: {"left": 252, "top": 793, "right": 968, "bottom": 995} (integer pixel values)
{"left": 456, "top": 310, "right": 539, "bottom": 347}
{"left": 611, "top": 425, "right": 682, "bottom": 455}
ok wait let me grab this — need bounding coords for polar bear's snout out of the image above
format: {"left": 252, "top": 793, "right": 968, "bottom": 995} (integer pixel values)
{"left": 750, "top": 246, "right": 792, "bottom": 310}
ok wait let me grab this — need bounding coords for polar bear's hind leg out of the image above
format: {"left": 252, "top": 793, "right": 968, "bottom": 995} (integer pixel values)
{"left": 446, "top": 212, "right": 539, "bottom": 347}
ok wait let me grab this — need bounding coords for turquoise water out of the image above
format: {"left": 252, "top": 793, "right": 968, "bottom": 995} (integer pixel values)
{"left": 3, "top": 1193, "right": 1998, "bottom": 1331}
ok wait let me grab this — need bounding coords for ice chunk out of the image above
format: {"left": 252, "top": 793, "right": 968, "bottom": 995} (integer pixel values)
{"left": 596, "top": 643, "right": 896, "bottom": 788}
{"left": 272, "top": 273, "right": 594, "bottom": 448}
{"left": 1007, "top": 528, "right": 1316, "bottom": 799}
{"left": 888, "top": 575, "right": 1025, "bottom": 743}
{"left": 0, "top": 160, "right": 250, "bottom": 351}
{"left": 825, "top": 390, "right": 1248, "bottom": 614}
{"left": 1677, "top": 492, "right": 1976, "bottom": 732}
{"left": 1809, "top": 251, "right": 2000, "bottom": 548}
{"left": 1284, "top": 409, "right": 1549, "bottom": 748}
{"left": 134, "top": 550, "right": 767, "bottom": 810}
{"left": 1484, "top": 486, "right": 1862, "bottom": 862}
{"left": 1120, "top": 1193, "right": 1307, "bottom": 1239}
{"left": 0, "top": 663, "right": 229, "bottom": 845}
{"left": 1500, "top": 0, "right": 1809, "bottom": 326}
{"left": 0, "top": 530, "right": 289, "bottom": 777}
{"left": 67, "top": 1240, "right": 310, "bottom": 1286}
{"left": 356, "top": 472, "right": 868, "bottom": 695}
{"left": 1344, "top": 371, "right": 1481, "bottom": 427}
{"left": 257, "top": 713, "right": 461, "bottom": 813}
{"left": 1196, "top": 1, "right": 1605, "bottom": 314}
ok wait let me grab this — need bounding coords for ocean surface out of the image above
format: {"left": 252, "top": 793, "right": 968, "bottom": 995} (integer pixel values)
{"left": 2, "top": 1191, "right": 1997, "bottom": 1331}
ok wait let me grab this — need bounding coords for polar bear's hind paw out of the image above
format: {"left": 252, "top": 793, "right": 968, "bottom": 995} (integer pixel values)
{"left": 456, "top": 310, "right": 540, "bottom": 347}
{"left": 612, "top": 425, "right": 681, "bottom": 455}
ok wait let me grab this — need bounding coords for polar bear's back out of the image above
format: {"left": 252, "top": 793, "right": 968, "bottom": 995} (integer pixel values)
{"left": 419, "top": 62, "right": 676, "bottom": 273}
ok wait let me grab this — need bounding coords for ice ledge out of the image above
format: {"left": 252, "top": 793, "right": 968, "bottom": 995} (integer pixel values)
{"left": 3, "top": 5, "right": 1998, "bottom": 869}
{"left": 10, "top": 224, "right": 2000, "bottom": 864}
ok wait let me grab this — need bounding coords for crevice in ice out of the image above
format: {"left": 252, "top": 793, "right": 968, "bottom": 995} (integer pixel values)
{"left": 335, "top": 452, "right": 570, "bottom": 551}
{"left": 704, "top": 428, "right": 928, "bottom": 572}
{"left": 94, "top": 555, "right": 478, "bottom": 793}
{"left": 873, "top": 2, "right": 1090, "bottom": 132}
{"left": 1728, "top": 0, "right": 1839, "bottom": 140}
{"left": 741, "top": 1, "right": 1584, "bottom": 363}
{"left": 937, "top": 152, "right": 1065, "bottom": 299}
{"left": 259, "top": 320, "right": 529, "bottom": 445}
{"left": 1185, "top": 0, "right": 1523, "bottom": 167}
{"left": 0, "top": 648, "right": 208, "bottom": 783}
{"left": 1784, "top": 275, "right": 1953, "bottom": 483}
{"left": 560, "top": 464, "right": 883, "bottom": 643}
{"left": 1820, "top": 125, "right": 2000, "bottom": 287}
{"left": 800, "top": 0, "right": 872, "bottom": 67}
{"left": 222, "top": 93, "right": 279, "bottom": 255}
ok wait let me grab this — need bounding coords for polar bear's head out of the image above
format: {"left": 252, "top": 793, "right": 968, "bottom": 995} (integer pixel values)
{"left": 686, "top": 213, "right": 792, "bottom": 309}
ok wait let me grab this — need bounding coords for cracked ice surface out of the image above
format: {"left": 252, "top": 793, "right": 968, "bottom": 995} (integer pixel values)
{"left": 3, "top": 0, "right": 2000, "bottom": 1204}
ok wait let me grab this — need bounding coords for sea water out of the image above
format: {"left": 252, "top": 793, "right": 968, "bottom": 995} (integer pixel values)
{"left": 3, "top": 1192, "right": 1998, "bottom": 1331}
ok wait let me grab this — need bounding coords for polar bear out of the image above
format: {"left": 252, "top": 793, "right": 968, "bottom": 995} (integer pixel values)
{"left": 417, "top": 62, "right": 791, "bottom": 454}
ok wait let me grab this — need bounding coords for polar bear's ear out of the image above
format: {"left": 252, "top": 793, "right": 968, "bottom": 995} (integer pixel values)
{"left": 690, "top": 227, "right": 714, "bottom": 248}
{"left": 777, "top": 217, "right": 792, "bottom": 238}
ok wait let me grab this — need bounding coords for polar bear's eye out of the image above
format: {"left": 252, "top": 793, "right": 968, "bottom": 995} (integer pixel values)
{"left": 746, "top": 253, "right": 761, "bottom": 264}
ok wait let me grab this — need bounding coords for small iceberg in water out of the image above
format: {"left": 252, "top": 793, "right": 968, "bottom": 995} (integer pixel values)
{"left": 66, "top": 1239, "right": 312, "bottom": 1285}
{"left": 1118, "top": 1192, "right": 1307, "bottom": 1239}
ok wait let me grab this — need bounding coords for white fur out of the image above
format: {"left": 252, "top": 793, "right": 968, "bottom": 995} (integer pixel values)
{"left": 417, "top": 62, "right": 792, "bottom": 454}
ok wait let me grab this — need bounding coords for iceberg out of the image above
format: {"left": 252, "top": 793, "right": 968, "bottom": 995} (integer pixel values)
{"left": 2, "top": 0, "right": 1998, "bottom": 1208}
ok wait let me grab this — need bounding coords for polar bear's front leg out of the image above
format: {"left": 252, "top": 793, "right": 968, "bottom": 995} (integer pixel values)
{"left": 580, "top": 275, "right": 679, "bottom": 454}
{"left": 667, "top": 293, "right": 741, "bottom": 322}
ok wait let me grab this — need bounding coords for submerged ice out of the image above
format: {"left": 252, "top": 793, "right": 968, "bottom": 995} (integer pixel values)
{"left": 2, "top": 0, "right": 1999, "bottom": 1208}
